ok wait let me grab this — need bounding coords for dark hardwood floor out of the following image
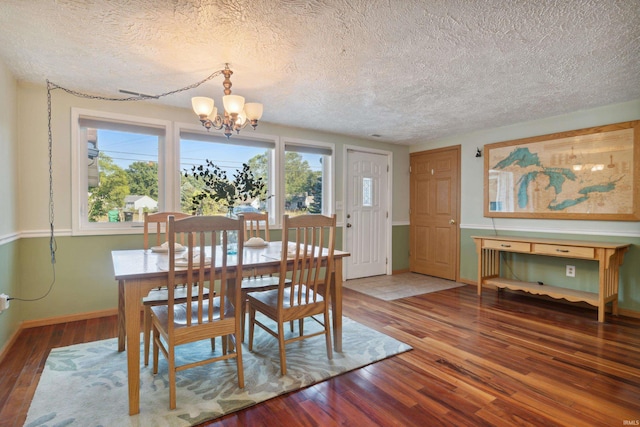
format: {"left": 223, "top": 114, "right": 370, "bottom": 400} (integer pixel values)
{"left": 2, "top": 284, "right": 640, "bottom": 426}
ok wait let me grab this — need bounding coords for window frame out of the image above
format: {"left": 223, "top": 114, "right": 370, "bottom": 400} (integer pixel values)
{"left": 280, "top": 137, "right": 335, "bottom": 226}
{"left": 71, "top": 110, "right": 336, "bottom": 236}
{"left": 71, "top": 108, "right": 171, "bottom": 235}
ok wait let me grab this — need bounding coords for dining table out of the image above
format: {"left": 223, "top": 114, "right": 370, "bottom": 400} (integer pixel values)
{"left": 111, "top": 241, "right": 350, "bottom": 415}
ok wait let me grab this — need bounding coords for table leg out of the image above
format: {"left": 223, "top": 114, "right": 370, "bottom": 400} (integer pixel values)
{"left": 331, "top": 258, "right": 343, "bottom": 352}
{"left": 118, "top": 280, "right": 126, "bottom": 352}
{"left": 125, "top": 280, "right": 142, "bottom": 415}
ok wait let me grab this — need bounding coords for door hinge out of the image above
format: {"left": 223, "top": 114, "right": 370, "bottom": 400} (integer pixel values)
{"left": 386, "top": 257, "right": 388, "bottom": 265}
{"left": 409, "top": 166, "right": 412, "bottom": 173}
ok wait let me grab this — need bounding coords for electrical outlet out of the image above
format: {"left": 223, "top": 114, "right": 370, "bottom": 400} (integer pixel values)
{"left": 566, "top": 265, "right": 576, "bottom": 277}
{"left": 0, "top": 294, "right": 9, "bottom": 312}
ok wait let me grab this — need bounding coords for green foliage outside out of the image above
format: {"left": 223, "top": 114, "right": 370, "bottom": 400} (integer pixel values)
{"left": 90, "top": 150, "right": 323, "bottom": 220}
{"left": 246, "top": 152, "right": 322, "bottom": 214}
{"left": 88, "top": 154, "right": 159, "bottom": 222}
{"left": 88, "top": 154, "right": 129, "bottom": 221}
{"left": 307, "top": 174, "right": 322, "bottom": 214}
{"left": 126, "top": 161, "right": 158, "bottom": 200}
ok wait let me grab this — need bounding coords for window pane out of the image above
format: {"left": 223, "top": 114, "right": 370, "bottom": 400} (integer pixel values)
{"left": 86, "top": 128, "right": 159, "bottom": 223}
{"left": 362, "top": 177, "right": 373, "bottom": 207}
{"left": 180, "top": 137, "right": 271, "bottom": 216}
{"left": 284, "top": 150, "right": 325, "bottom": 216}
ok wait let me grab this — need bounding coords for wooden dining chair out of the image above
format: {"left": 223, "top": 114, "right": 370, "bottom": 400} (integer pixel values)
{"left": 247, "top": 214, "right": 336, "bottom": 375}
{"left": 142, "top": 211, "right": 209, "bottom": 366}
{"left": 239, "top": 212, "right": 287, "bottom": 341}
{"left": 242, "top": 211, "right": 270, "bottom": 241}
{"left": 151, "top": 214, "right": 245, "bottom": 409}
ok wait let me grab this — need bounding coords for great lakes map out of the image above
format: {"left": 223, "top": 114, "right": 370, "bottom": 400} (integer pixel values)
{"left": 487, "top": 128, "right": 634, "bottom": 215}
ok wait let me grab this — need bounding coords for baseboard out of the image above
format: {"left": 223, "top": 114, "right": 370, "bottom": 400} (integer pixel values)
{"left": 20, "top": 308, "right": 118, "bottom": 329}
{"left": 619, "top": 308, "right": 640, "bottom": 320}
{"left": 0, "top": 325, "right": 23, "bottom": 365}
{"left": 392, "top": 269, "right": 410, "bottom": 275}
{"left": 475, "top": 284, "right": 640, "bottom": 319}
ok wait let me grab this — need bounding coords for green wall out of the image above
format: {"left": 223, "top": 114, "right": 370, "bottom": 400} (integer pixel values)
{"left": 392, "top": 225, "right": 410, "bottom": 272}
{"left": 0, "top": 241, "right": 19, "bottom": 349}
{"left": 16, "top": 226, "right": 411, "bottom": 321}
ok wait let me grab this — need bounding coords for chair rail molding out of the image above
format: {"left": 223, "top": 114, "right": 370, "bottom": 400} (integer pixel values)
{"left": 460, "top": 223, "right": 640, "bottom": 238}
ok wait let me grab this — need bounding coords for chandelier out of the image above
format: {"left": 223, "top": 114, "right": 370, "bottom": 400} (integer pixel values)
{"left": 191, "top": 64, "right": 264, "bottom": 138}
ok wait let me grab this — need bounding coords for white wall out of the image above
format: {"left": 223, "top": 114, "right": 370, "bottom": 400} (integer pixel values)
{"left": 0, "top": 60, "right": 17, "bottom": 238}
{"left": 410, "top": 99, "right": 640, "bottom": 237}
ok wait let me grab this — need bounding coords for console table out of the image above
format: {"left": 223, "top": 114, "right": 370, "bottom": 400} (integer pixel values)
{"left": 472, "top": 235, "right": 630, "bottom": 322}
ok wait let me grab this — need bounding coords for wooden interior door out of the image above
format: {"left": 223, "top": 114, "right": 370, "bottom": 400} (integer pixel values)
{"left": 410, "top": 146, "right": 460, "bottom": 280}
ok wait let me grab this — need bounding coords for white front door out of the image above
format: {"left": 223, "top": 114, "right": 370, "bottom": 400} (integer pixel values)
{"left": 345, "top": 149, "right": 390, "bottom": 279}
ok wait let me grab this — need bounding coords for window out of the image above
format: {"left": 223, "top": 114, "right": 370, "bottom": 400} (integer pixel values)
{"left": 72, "top": 109, "right": 169, "bottom": 234}
{"left": 283, "top": 139, "right": 334, "bottom": 217}
{"left": 179, "top": 130, "right": 276, "bottom": 219}
{"left": 72, "top": 110, "right": 335, "bottom": 235}
{"left": 362, "top": 177, "right": 373, "bottom": 207}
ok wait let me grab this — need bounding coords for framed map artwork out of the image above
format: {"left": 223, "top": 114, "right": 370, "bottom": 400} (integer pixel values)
{"left": 484, "top": 120, "right": 639, "bottom": 221}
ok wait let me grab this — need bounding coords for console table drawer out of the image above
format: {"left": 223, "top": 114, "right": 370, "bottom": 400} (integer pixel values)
{"left": 533, "top": 244, "right": 594, "bottom": 259}
{"left": 483, "top": 239, "right": 530, "bottom": 252}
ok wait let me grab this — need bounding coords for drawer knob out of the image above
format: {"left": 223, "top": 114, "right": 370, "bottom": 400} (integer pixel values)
{"left": 556, "top": 249, "right": 570, "bottom": 253}
{"left": 500, "top": 244, "right": 511, "bottom": 248}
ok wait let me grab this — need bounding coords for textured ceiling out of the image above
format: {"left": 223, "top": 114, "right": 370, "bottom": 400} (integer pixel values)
{"left": 0, "top": 0, "right": 639, "bottom": 144}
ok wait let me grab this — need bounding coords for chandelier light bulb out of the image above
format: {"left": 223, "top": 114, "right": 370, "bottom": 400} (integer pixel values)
{"left": 236, "top": 110, "right": 247, "bottom": 126}
{"left": 192, "top": 97, "right": 215, "bottom": 118}
{"left": 223, "top": 94, "right": 245, "bottom": 116}
{"left": 244, "top": 102, "right": 264, "bottom": 121}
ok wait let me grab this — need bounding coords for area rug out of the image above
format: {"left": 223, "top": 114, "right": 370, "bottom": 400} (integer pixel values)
{"left": 24, "top": 315, "right": 411, "bottom": 427}
{"left": 344, "top": 272, "right": 465, "bottom": 301}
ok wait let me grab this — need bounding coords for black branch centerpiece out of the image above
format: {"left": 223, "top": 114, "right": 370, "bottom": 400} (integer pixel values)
{"left": 184, "top": 160, "right": 267, "bottom": 215}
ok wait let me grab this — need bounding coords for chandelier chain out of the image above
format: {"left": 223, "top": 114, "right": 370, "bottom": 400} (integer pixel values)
{"left": 46, "top": 69, "right": 224, "bottom": 102}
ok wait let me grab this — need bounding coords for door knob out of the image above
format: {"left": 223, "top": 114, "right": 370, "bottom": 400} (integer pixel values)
{"left": 346, "top": 223, "right": 352, "bottom": 228}
{"left": 449, "top": 219, "right": 456, "bottom": 225}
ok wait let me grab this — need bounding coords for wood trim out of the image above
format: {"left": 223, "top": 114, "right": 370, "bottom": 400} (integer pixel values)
{"left": 21, "top": 308, "right": 118, "bottom": 329}
{"left": 443, "top": 279, "right": 640, "bottom": 320}
{"left": 1, "top": 308, "right": 120, "bottom": 361}
{"left": 0, "top": 325, "right": 23, "bottom": 364}
{"left": 618, "top": 308, "right": 640, "bottom": 320}
{"left": 392, "top": 269, "right": 410, "bottom": 275}
{"left": 458, "top": 277, "right": 476, "bottom": 286}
